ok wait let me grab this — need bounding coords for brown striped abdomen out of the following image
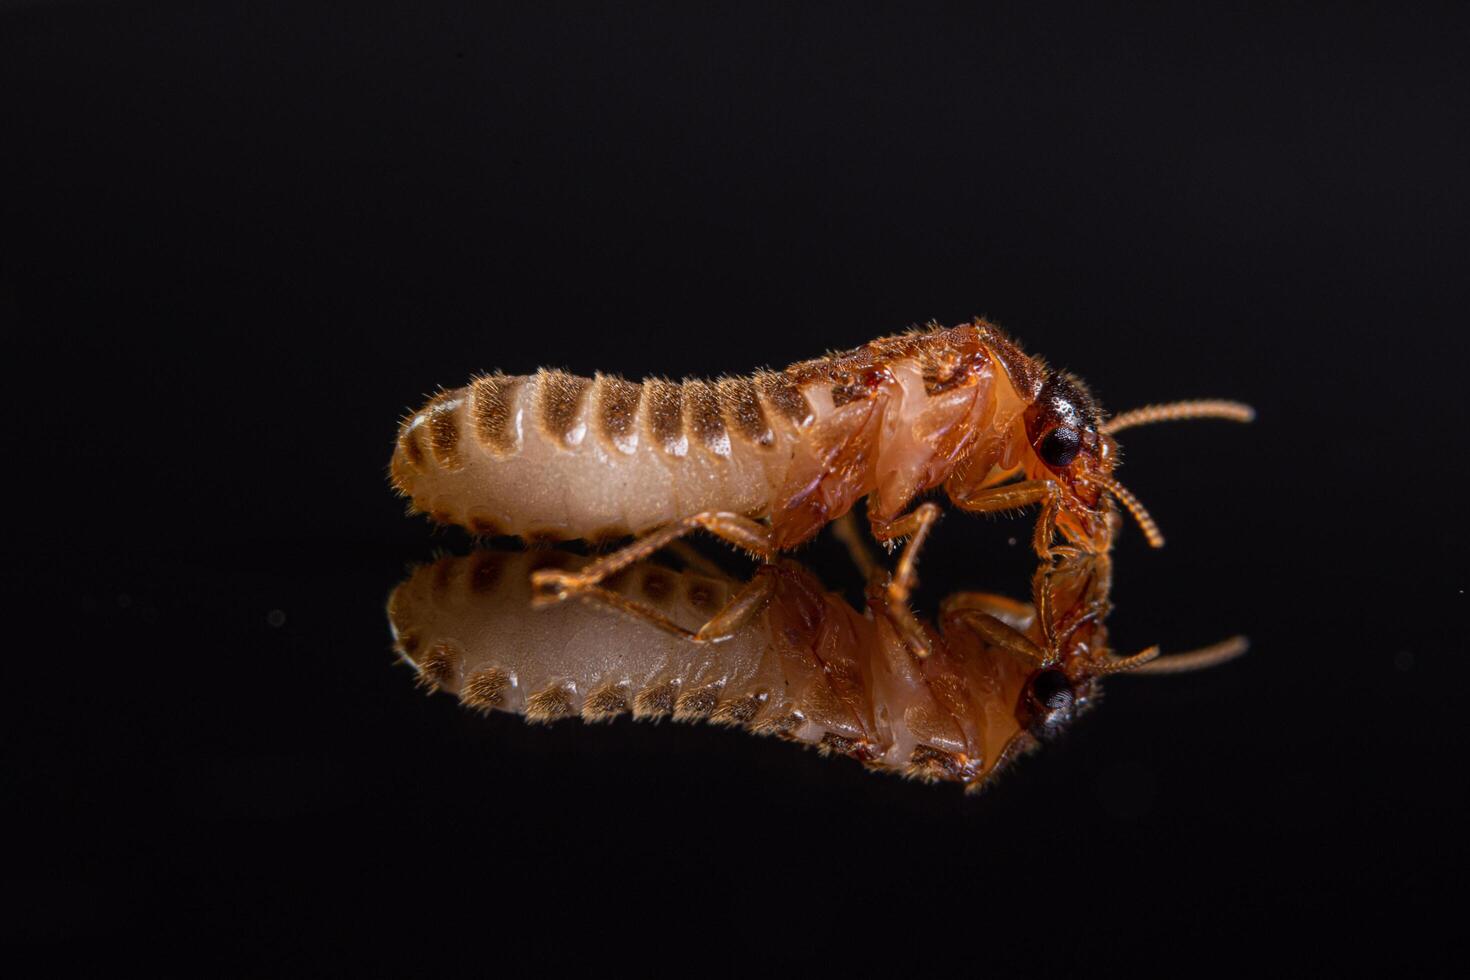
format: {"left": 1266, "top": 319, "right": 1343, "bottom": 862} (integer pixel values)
{"left": 390, "top": 369, "right": 816, "bottom": 539}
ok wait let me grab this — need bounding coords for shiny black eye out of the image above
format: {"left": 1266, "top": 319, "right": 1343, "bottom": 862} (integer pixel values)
{"left": 1025, "top": 668, "right": 1076, "bottom": 741}
{"left": 1038, "top": 426, "right": 1081, "bottom": 468}
{"left": 1030, "top": 668, "right": 1074, "bottom": 711}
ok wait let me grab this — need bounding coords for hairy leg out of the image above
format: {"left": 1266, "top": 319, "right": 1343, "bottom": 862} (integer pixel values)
{"left": 943, "top": 607, "right": 1054, "bottom": 669}
{"left": 532, "top": 512, "right": 773, "bottom": 600}
{"left": 831, "top": 510, "right": 882, "bottom": 584}
{"left": 869, "top": 502, "right": 942, "bottom": 656}
{"left": 939, "top": 590, "right": 1036, "bottom": 633}
{"left": 530, "top": 512, "right": 778, "bottom": 644}
{"left": 948, "top": 479, "right": 1068, "bottom": 558}
{"left": 563, "top": 566, "right": 778, "bottom": 644}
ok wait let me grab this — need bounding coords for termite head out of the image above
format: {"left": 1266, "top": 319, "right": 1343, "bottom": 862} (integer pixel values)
{"left": 1022, "top": 371, "right": 1220, "bottom": 552}
{"left": 1025, "top": 372, "right": 1107, "bottom": 476}
{"left": 1023, "top": 372, "right": 1119, "bottom": 547}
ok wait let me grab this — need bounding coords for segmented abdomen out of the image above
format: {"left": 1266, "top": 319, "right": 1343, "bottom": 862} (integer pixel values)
{"left": 388, "top": 551, "right": 1038, "bottom": 788}
{"left": 390, "top": 370, "right": 815, "bottom": 539}
{"left": 390, "top": 321, "right": 1033, "bottom": 543}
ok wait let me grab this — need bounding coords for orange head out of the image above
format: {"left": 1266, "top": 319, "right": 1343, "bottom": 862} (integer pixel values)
{"left": 1021, "top": 371, "right": 1128, "bottom": 551}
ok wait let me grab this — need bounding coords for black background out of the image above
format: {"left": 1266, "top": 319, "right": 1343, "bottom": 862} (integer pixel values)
{"left": 3, "top": 0, "right": 1466, "bottom": 964}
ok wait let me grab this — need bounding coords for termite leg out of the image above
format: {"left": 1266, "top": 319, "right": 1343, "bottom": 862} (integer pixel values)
{"left": 565, "top": 585, "right": 699, "bottom": 641}
{"left": 939, "top": 590, "right": 1036, "bottom": 633}
{"left": 564, "top": 567, "right": 779, "bottom": 645}
{"left": 692, "top": 567, "right": 778, "bottom": 643}
{"left": 938, "top": 565, "right": 1100, "bottom": 666}
{"left": 943, "top": 607, "right": 1056, "bottom": 669}
{"left": 531, "top": 512, "right": 778, "bottom": 643}
{"left": 869, "top": 502, "right": 942, "bottom": 657}
{"left": 831, "top": 511, "right": 883, "bottom": 584}
{"left": 949, "top": 479, "right": 1067, "bottom": 558}
{"left": 1032, "top": 555, "right": 1112, "bottom": 652}
{"left": 1032, "top": 560, "right": 1059, "bottom": 653}
{"left": 872, "top": 502, "right": 941, "bottom": 599}
{"left": 531, "top": 511, "right": 775, "bottom": 604}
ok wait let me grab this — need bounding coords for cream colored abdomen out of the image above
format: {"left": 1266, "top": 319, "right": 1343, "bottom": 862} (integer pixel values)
{"left": 391, "top": 370, "right": 815, "bottom": 539}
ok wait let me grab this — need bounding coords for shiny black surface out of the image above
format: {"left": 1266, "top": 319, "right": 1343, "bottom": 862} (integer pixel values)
{"left": 4, "top": 2, "right": 1463, "bottom": 964}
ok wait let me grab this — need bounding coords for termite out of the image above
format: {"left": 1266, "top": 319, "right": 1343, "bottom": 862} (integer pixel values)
{"left": 387, "top": 544, "right": 1246, "bottom": 792}
{"left": 389, "top": 318, "right": 1252, "bottom": 652}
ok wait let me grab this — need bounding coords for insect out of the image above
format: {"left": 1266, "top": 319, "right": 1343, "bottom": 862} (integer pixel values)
{"left": 389, "top": 318, "right": 1252, "bottom": 652}
{"left": 387, "top": 544, "right": 1246, "bottom": 792}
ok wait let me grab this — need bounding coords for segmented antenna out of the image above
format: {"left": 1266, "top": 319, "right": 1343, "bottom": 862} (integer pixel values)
{"left": 1101, "top": 399, "right": 1255, "bottom": 435}
{"left": 1126, "top": 635, "right": 1250, "bottom": 676}
{"left": 1093, "top": 645, "right": 1162, "bottom": 675}
{"left": 1095, "top": 475, "right": 1166, "bottom": 548}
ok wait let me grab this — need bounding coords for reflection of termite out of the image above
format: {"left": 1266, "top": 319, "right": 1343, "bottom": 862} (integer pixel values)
{"left": 387, "top": 544, "right": 1245, "bottom": 792}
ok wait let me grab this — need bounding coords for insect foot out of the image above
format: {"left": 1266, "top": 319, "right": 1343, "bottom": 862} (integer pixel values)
{"left": 528, "top": 567, "right": 579, "bottom": 606}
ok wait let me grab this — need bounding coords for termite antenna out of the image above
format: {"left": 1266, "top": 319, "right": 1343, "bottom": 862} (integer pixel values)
{"left": 1121, "top": 635, "right": 1249, "bottom": 676}
{"left": 1095, "top": 475, "right": 1165, "bottom": 548}
{"left": 1101, "top": 399, "right": 1255, "bottom": 435}
{"left": 1093, "top": 645, "right": 1162, "bottom": 674}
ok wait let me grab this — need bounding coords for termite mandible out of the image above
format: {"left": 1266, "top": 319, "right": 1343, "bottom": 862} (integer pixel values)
{"left": 389, "top": 318, "right": 1252, "bottom": 653}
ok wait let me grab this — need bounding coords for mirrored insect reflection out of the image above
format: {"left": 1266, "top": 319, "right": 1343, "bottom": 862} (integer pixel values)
{"left": 387, "top": 546, "right": 1245, "bottom": 794}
